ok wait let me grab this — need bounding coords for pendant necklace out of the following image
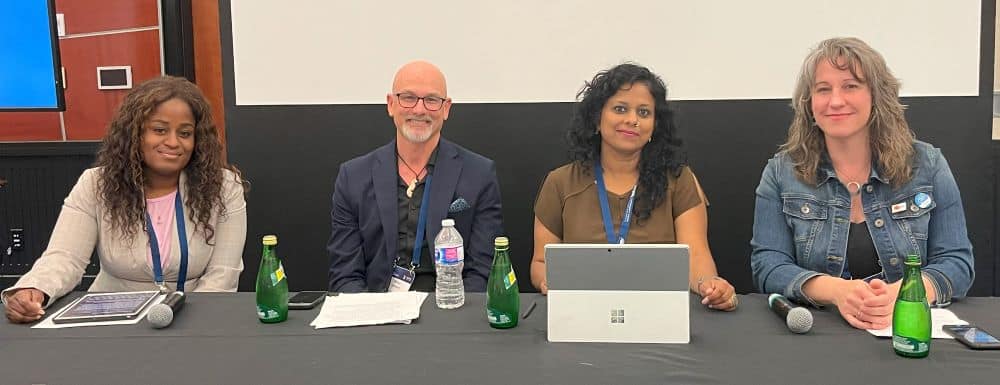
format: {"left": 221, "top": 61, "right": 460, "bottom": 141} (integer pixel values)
{"left": 398, "top": 153, "right": 427, "bottom": 198}
{"left": 836, "top": 165, "right": 870, "bottom": 196}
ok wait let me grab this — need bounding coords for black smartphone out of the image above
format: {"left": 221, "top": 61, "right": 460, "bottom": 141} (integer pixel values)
{"left": 942, "top": 324, "right": 1000, "bottom": 350}
{"left": 288, "top": 291, "right": 326, "bottom": 310}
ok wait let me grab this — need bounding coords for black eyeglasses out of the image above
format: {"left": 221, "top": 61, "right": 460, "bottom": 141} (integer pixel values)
{"left": 395, "top": 93, "right": 447, "bottom": 111}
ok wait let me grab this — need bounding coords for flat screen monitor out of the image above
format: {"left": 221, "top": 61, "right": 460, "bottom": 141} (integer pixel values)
{"left": 0, "top": 0, "right": 65, "bottom": 111}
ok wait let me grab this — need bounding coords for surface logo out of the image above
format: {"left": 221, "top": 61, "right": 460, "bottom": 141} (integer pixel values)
{"left": 610, "top": 308, "right": 625, "bottom": 324}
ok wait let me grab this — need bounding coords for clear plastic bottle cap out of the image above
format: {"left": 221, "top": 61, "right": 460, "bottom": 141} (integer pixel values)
{"left": 441, "top": 219, "right": 455, "bottom": 227}
{"left": 262, "top": 235, "right": 278, "bottom": 245}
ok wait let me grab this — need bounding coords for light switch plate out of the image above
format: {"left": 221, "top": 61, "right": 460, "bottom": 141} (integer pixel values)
{"left": 56, "top": 13, "right": 65, "bottom": 36}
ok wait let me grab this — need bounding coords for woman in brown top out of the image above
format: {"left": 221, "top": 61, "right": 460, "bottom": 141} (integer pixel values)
{"left": 531, "top": 63, "right": 737, "bottom": 310}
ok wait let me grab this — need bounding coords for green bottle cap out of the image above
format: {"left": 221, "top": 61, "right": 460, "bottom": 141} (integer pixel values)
{"left": 494, "top": 237, "right": 509, "bottom": 247}
{"left": 905, "top": 254, "right": 921, "bottom": 265}
{"left": 262, "top": 235, "right": 278, "bottom": 245}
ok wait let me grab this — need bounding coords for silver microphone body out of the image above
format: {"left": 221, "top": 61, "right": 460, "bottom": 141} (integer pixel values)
{"left": 768, "top": 293, "right": 813, "bottom": 334}
{"left": 147, "top": 291, "right": 185, "bottom": 329}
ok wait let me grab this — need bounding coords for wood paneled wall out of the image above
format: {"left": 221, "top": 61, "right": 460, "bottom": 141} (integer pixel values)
{"left": 192, "top": 0, "right": 226, "bottom": 142}
{"left": 0, "top": 0, "right": 162, "bottom": 142}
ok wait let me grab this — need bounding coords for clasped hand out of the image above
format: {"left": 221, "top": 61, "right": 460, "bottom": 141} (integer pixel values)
{"left": 835, "top": 279, "right": 897, "bottom": 330}
{"left": 698, "top": 276, "right": 737, "bottom": 311}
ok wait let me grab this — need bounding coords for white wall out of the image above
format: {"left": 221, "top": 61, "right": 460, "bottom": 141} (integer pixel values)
{"left": 230, "top": 0, "right": 981, "bottom": 105}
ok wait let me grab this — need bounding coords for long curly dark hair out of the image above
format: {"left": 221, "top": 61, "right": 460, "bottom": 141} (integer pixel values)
{"left": 94, "top": 76, "right": 245, "bottom": 243}
{"left": 567, "top": 63, "right": 687, "bottom": 224}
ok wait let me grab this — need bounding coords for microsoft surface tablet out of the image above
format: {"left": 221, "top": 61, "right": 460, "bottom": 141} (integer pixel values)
{"left": 545, "top": 244, "right": 690, "bottom": 343}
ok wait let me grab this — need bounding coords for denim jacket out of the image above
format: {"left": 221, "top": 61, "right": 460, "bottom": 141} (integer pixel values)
{"left": 750, "top": 141, "right": 974, "bottom": 306}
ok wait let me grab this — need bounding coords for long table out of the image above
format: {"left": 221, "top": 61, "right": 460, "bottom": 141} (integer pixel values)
{"left": 1, "top": 293, "right": 998, "bottom": 384}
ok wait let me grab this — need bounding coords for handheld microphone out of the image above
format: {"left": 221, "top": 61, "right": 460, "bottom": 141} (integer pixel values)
{"left": 767, "top": 293, "right": 813, "bottom": 334}
{"left": 147, "top": 291, "right": 185, "bottom": 329}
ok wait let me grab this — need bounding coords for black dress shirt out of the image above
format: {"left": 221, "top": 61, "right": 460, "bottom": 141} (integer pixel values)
{"left": 396, "top": 147, "right": 439, "bottom": 291}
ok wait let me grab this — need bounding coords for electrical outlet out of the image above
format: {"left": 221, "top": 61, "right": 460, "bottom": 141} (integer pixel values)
{"left": 10, "top": 228, "right": 23, "bottom": 251}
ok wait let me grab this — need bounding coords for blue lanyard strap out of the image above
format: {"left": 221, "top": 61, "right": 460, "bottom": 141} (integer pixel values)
{"left": 409, "top": 174, "right": 433, "bottom": 268}
{"left": 144, "top": 191, "right": 189, "bottom": 292}
{"left": 594, "top": 160, "right": 637, "bottom": 244}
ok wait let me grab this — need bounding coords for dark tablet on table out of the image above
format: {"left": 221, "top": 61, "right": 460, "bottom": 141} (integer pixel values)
{"left": 52, "top": 291, "right": 160, "bottom": 324}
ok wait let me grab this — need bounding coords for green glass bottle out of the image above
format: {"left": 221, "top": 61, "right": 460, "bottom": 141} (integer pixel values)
{"left": 486, "top": 237, "right": 519, "bottom": 329}
{"left": 892, "top": 254, "right": 930, "bottom": 358}
{"left": 256, "top": 235, "right": 288, "bottom": 323}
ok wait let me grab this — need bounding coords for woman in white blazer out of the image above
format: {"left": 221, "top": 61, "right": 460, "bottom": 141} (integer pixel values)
{"left": 4, "top": 76, "right": 248, "bottom": 323}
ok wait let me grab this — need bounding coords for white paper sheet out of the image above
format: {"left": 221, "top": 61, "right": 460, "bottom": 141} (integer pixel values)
{"left": 31, "top": 294, "right": 166, "bottom": 329}
{"left": 310, "top": 292, "right": 428, "bottom": 329}
{"left": 866, "top": 308, "right": 967, "bottom": 339}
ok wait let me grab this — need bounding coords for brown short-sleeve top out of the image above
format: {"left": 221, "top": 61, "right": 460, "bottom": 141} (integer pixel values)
{"left": 534, "top": 162, "right": 703, "bottom": 243}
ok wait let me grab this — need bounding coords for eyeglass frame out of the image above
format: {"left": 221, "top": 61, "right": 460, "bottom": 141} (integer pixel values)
{"left": 394, "top": 93, "right": 449, "bottom": 111}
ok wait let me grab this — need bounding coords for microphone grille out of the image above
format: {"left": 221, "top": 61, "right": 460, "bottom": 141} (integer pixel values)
{"left": 147, "top": 303, "right": 174, "bottom": 329}
{"left": 786, "top": 307, "right": 813, "bottom": 334}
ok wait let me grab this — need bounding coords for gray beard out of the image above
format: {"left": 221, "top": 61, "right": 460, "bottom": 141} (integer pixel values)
{"left": 400, "top": 125, "right": 435, "bottom": 143}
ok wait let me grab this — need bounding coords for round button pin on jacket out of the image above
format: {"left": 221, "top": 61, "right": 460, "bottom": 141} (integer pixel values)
{"left": 914, "top": 192, "right": 932, "bottom": 209}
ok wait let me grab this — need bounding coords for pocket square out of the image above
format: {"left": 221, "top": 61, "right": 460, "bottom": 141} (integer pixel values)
{"left": 449, "top": 197, "right": 471, "bottom": 213}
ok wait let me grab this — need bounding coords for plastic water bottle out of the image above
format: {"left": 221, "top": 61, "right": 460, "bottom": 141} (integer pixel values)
{"left": 434, "top": 219, "right": 465, "bottom": 309}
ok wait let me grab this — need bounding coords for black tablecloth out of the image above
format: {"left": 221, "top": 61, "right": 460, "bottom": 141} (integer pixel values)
{"left": 1, "top": 293, "right": 998, "bottom": 384}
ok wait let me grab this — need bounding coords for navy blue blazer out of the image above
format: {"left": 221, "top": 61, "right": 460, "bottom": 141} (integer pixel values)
{"left": 327, "top": 138, "right": 504, "bottom": 292}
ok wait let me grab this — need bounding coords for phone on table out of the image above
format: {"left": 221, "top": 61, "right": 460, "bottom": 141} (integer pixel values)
{"left": 942, "top": 324, "right": 1000, "bottom": 350}
{"left": 288, "top": 291, "right": 326, "bottom": 310}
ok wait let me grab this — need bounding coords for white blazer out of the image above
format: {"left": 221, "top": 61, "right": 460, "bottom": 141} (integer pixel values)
{"left": 2, "top": 167, "right": 247, "bottom": 306}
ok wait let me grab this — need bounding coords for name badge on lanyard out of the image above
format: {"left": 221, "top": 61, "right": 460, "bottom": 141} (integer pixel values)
{"left": 594, "top": 160, "right": 637, "bottom": 244}
{"left": 145, "top": 191, "right": 189, "bottom": 292}
{"left": 390, "top": 174, "right": 433, "bottom": 292}
{"left": 389, "top": 265, "right": 416, "bottom": 292}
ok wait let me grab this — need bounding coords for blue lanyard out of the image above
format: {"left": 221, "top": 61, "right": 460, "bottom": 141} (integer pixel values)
{"left": 144, "top": 191, "right": 189, "bottom": 292}
{"left": 594, "top": 160, "right": 637, "bottom": 244}
{"left": 409, "top": 174, "right": 433, "bottom": 268}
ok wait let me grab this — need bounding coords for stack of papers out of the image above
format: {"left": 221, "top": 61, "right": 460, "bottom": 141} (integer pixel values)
{"left": 310, "top": 291, "right": 429, "bottom": 329}
{"left": 866, "top": 308, "right": 968, "bottom": 339}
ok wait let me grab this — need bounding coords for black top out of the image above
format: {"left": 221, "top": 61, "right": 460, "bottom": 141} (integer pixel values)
{"left": 396, "top": 146, "right": 439, "bottom": 291}
{"left": 846, "top": 221, "right": 880, "bottom": 279}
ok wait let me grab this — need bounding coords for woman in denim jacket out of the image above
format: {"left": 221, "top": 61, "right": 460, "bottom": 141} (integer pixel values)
{"left": 750, "top": 37, "right": 974, "bottom": 330}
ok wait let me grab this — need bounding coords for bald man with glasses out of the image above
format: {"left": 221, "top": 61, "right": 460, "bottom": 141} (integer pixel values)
{"left": 327, "top": 60, "right": 504, "bottom": 293}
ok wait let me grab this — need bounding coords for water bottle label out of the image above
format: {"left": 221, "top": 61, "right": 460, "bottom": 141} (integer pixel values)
{"left": 435, "top": 246, "right": 464, "bottom": 264}
{"left": 892, "top": 335, "right": 929, "bottom": 353}
{"left": 257, "top": 305, "right": 279, "bottom": 320}
{"left": 487, "top": 308, "right": 512, "bottom": 324}
{"left": 504, "top": 268, "right": 517, "bottom": 289}
{"left": 270, "top": 264, "right": 286, "bottom": 286}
